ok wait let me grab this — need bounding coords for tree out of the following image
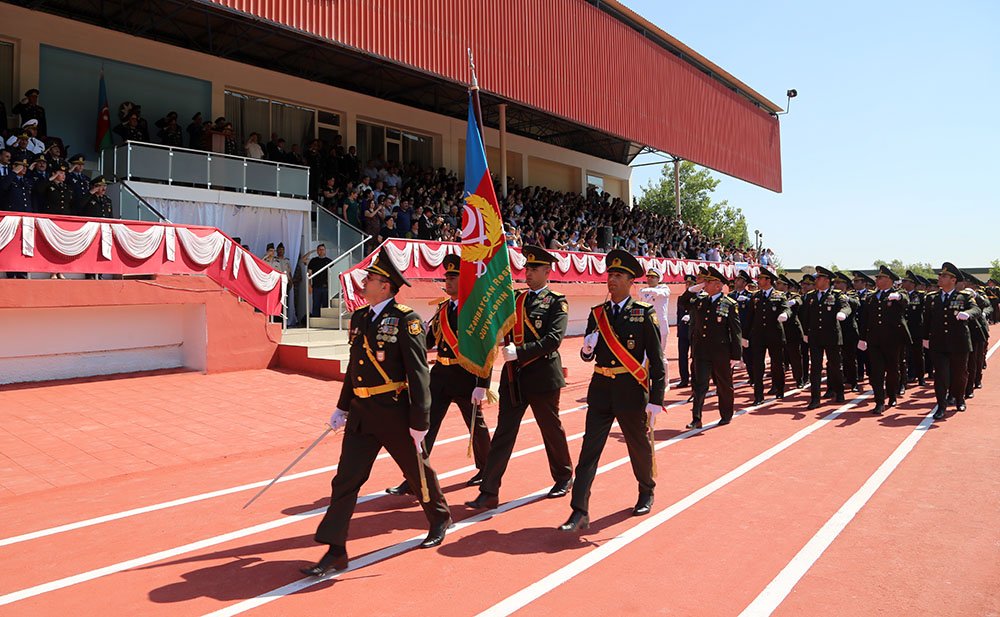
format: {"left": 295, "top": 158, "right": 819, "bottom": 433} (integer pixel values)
{"left": 990, "top": 258, "right": 1000, "bottom": 282}
{"left": 637, "top": 161, "right": 749, "bottom": 247}
{"left": 872, "top": 259, "right": 935, "bottom": 279}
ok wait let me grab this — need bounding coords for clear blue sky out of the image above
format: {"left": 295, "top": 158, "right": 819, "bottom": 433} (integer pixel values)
{"left": 621, "top": 0, "right": 999, "bottom": 271}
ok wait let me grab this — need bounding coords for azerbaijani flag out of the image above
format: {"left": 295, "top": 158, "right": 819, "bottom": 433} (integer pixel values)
{"left": 456, "top": 94, "right": 515, "bottom": 378}
{"left": 94, "top": 70, "right": 112, "bottom": 153}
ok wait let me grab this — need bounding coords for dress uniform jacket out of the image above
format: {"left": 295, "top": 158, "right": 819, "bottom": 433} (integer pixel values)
{"left": 66, "top": 172, "right": 91, "bottom": 211}
{"left": 922, "top": 288, "right": 981, "bottom": 410}
{"left": 676, "top": 287, "right": 697, "bottom": 384}
{"left": 0, "top": 173, "right": 34, "bottom": 212}
{"left": 689, "top": 292, "right": 742, "bottom": 423}
{"left": 745, "top": 287, "right": 792, "bottom": 398}
{"left": 82, "top": 194, "right": 113, "bottom": 218}
{"left": 783, "top": 290, "right": 806, "bottom": 386}
{"left": 35, "top": 179, "right": 74, "bottom": 215}
{"left": 861, "top": 289, "right": 911, "bottom": 405}
{"left": 506, "top": 288, "right": 568, "bottom": 395}
{"left": 801, "top": 288, "right": 852, "bottom": 400}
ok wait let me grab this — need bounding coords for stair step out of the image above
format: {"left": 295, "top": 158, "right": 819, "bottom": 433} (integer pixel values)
{"left": 308, "top": 317, "right": 348, "bottom": 329}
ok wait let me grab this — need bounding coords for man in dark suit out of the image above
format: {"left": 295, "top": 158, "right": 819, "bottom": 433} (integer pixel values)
{"left": 559, "top": 249, "right": 666, "bottom": 532}
{"left": 686, "top": 265, "right": 742, "bottom": 428}
{"left": 386, "top": 254, "right": 491, "bottom": 496}
{"left": 301, "top": 248, "right": 452, "bottom": 576}
{"left": 923, "top": 262, "right": 982, "bottom": 420}
{"left": 858, "top": 266, "right": 911, "bottom": 415}
{"left": 745, "top": 269, "right": 792, "bottom": 404}
{"left": 801, "top": 266, "right": 852, "bottom": 408}
{"left": 466, "top": 245, "right": 573, "bottom": 510}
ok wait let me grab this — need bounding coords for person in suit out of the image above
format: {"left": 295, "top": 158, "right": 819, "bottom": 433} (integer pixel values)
{"left": 686, "top": 265, "right": 742, "bottom": 428}
{"left": 923, "top": 262, "right": 982, "bottom": 420}
{"left": 559, "top": 249, "right": 666, "bottom": 532}
{"left": 745, "top": 269, "right": 792, "bottom": 404}
{"left": 385, "top": 254, "right": 492, "bottom": 496}
{"left": 858, "top": 266, "right": 911, "bottom": 414}
{"left": 465, "top": 245, "right": 573, "bottom": 510}
{"left": 301, "top": 249, "right": 452, "bottom": 576}
{"left": 801, "top": 266, "right": 852, "bottom": 408}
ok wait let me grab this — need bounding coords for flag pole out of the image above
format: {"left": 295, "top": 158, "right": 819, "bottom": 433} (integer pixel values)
{"left": 467, "top": 48, "right": 485, "bottom": 149}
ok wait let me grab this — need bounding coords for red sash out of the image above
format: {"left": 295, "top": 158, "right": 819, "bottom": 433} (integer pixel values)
{"left": 438, "top": 302, "right": 459, "bottom": 352}
{"left": 512, "top": 291, "right": 540, "bottom": 345}
{"left": 593, "top": 305, "right": 649, "bottom": 391}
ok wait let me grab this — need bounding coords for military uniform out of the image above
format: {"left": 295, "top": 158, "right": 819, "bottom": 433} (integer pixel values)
{"left": 901, "top": 271, "right": 927, "bottom": 385}
{"left": 0, "top": 160, "right": 34, "bottom": 212}
{"left": 675, "top": 275, "right": 698, "bottom": 387}
{"left": 923, "top": 262, "right": 982, "bottom": 418}
{"left": 836, "top": 272, "right": 863, "bottom": 391}
{"left": 80, "top": 175, "right": 113, "bottom": 219}
{"left": 565, "top": 249, "right": 665, "bottom": 527}
{"left": 310, "top": 249, "right": 450, "bottom": 565}
{"left": 729, "top": 273, "right": 754, "bottom": 375}
{"left": 860, "top": 267, "right": 912, "bottom": 413}
{"left": 801, "top": 267, "right": 852, "bottom": 406}
{"left": 961, "top": 272, "right": 992, "bottom": 397}
{"left": 468, "top": 246, "right": 572, "bottom": 507}
{"left": 798, "top": 274, "right": 816, "bottom": 381}
{"left": 745, "top": 271, "right": 792, "bottom": 402}
{"left": 35, "top": 163, "right": 74, "bottom": 215}
{"left": 66, "top": 155, "right": 91, "bottom": 214}
{"left": 779, "top": 275, "right": 806, "bottom": 388}
{"left": 689, "top": 266, "right": 742, "bottom": 427}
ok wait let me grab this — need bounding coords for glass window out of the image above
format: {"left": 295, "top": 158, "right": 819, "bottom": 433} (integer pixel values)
{"left": 586, "top": 173, "right": 605, "bottom": 191}
{"left": 318, "top": 110, "right": 340, "bottom": 125}
{"left": 402, "top": 131, "right": 434, "bottom": 169}
{"left": 0, "top": 42, "right": 14, "bottom": 117}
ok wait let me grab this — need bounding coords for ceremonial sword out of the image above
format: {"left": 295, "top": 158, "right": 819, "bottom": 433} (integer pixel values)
{"left": 242, "top": 424, "right": 336, "bottom": 509}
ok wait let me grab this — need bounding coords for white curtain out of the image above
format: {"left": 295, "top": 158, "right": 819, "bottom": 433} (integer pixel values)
{"left": 148, "top": 199, "right": 305, "bottom": 278}
{"left": 0, "top": 216, "right": 19, "bottom": 252}
{"left": 35, "top": 218, "right": 101, "bottom": 257}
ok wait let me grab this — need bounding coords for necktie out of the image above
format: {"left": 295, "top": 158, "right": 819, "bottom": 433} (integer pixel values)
{"left": 612, "top": 304, "right": 620, "bottom": 319}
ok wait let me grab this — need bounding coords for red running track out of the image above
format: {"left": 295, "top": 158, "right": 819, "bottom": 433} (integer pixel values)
{"left": 0, "top": 328, "right": 997, "bottom": 616}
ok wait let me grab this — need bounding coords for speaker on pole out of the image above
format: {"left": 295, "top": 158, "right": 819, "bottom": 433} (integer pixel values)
{"left": 598, "top": 226, "right": 613, "bottom": 251}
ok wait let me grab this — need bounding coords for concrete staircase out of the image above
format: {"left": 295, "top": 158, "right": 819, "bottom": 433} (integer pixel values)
{"left": 276, "top": 327, "right": 351, "bottom": 379}
{"left": 306, "top": 298, "right": 352, "bottom": 330}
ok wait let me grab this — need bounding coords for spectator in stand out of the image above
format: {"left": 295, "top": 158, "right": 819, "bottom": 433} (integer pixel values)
{"left": 154, "top": 112, "right": 183, "bottom": 146}
{"left": 265, "top": 133, "right": 282, "bottom": 161}
{"left": 35, "top": 161, "right": 73, "bottom": 215}
{"left": 340, "top": 145, "right": 360, "bottom": 178}
{"left": 66, "top": 154, "right": 91, "bottom": 213}
{"left": 303, "top": 244, "right": 333, "bottom": 318}
{"left": 404, "top": 220, "right": 420, "bottom": 239}
{"left": 1, "top": 155, "right": 34, "bottom": 214}
{"left": 379, "top": 213, "right": 399, "bottom": 241}
{"left": 362, "top": 159, "right": 379, "bottom": 180}
{"left": 113, "top": 112, "right": 146, "bottom": 144}
{"left": 81, "top": 175, "right": 112, "bottom": 218}
{"left": 245, "top": 132, "right": 264, "bottom": 159}
{"left": 13, "top": 89, "right": 47, "bottom": 137}
{"left": 361, "top": 194, "right": 382, "bottom": 252}
{"left": 418, "top": 207, "right": 439, "bottom": 240}
{"left": 288, "top": 144, "right": 306, "bottom": 166}
{"left": 342, "top": 188, "right": 361, "bottom": 228}
{"left": 222, "top": 123, "right": 240, "bottom": 156}
{"left": 305, "top": 140, "right": 324, "bottom": 198}
{"left": 394, "top": 197, "right": 414, "bottom": 233}
{"left": 0, "top": 149, "right": 11, "bottom": 177}
{"left": 6, "top": 119, "right": 45, "bottom": 154}
{"left": 187, "top": 113, "right": 204, "bottom": 149}
{"left": 320, "top": 176, "right": 340, "bottom": 211}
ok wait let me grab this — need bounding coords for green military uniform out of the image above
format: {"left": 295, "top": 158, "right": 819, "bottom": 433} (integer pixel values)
{"left": 901, "top": 271, "right": 927, "bottom": 385}
{"left": 923, "top": 262, "right": 982, "bottom": 418}
{"left": 675, "top": 274, "right": 698, "bottom": 387}
{"left": 745, "top": 270, "right": 792, "bottom": 403}
{"left": 568, "top": 249, "right": 666, "bottom": 523}
{"left": 311, "top": 249, "right": 450, "bottom": 556}
{"left": 778, "top": 275, "right": 806, "bottom": 388}
{"left": 36, "top": 163, "right": 74, "bottom": 215}
{"left": 468, "top": 245, "right": 572, "bottom": 507}
{"left": 81, "top": 175, "right": 113, "bottom": 218}
{"left": 960, "top": 272, "right": 992, "bottom": 397}
{"left": 801, "top": 267, "right": 852, "bottom": 407}
{"left": 860, "top": 266, "right": 911, "bottom": 414}
{"left": 689, "top": 265, "right": 742, "bottom": 426}
{"left": 837, "top": 272, "right": 863, "bottom": 391}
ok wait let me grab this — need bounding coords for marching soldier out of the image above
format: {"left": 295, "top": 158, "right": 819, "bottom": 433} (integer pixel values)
{"left": 81, "top": 175, "right": 113, "bottom": 218}
{"left": 917, "top": 275, "right": 937, "bottom": 379}
{"left": 834, "top": 272, "right": 863, "bottom": 393}
{"left": 675, "top": 274, "right": 699, "bottom": 388}
{"left": 35, "top": 162, "right": 74, "bottom": 215}
{"left": 959, "top": 271, "right": 991, "bottom": 398}
{"left": 801, "top": 266, "right": 852, "bottom": 409}
{"left": 560, "top": 249, "right": 666, "bottom": 531}
{"left": 385, "top": 254, "right": 491, "bottom": 496}
{"left": 687, "top": 265, "right": 742, "bottom": 429}
{"left": 901, "top": 271, "right": 927, "bottom": 386}
{"left": 730, "top": 271, "right": 754, "bottom": 375}
{"left": 777, "top": 274, "right": 806, "bottom": 388}
{"left": 799, "top": 274, "right": 816, "bottom": 381}
{"left": 639, "top": 266, "right": 671, "bottom": 371}
{"left": 745, "top": 269, "right": 792, "bottom": 404}
{"left": 986, "top": 279, "right": 1000, "bottom": 325}
{"left": 923, "top": 262, "right": 981, "bottom": 420}
{"left": 301, "top": 249, "right": 452, "bottom": 576}
{"left": 858, "top": 266, "right": 911, "bottom": 415}
{"left": 465, "top": 245, "right": 573, "bottom": 510}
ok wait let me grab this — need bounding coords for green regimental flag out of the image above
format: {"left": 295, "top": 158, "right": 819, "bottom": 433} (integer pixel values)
{"left": 456, "top": 95, "right": 515, "bottom": 378}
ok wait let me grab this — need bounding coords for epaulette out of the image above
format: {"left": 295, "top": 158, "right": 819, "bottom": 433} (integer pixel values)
{"left": 720, "top": 295, "right": 737, "bottom": 306}
{"left": 958, "top": 289, "right": 975, "bottom": 298}
{"left": 548, "top": 290, "right": 566, "bottom": 298}
{"left": 633, "top": 300, "right": 652, "bottom": 309}
{"left": 394, "top": 303, "right": 414, "bottom": 313}
{"left": 354, "top": 303, "right": 370, "bottom": 310}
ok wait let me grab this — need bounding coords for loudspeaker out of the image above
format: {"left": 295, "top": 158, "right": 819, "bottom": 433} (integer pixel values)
{"left": 598, "top": 226, "right": 613, "bottom": 251}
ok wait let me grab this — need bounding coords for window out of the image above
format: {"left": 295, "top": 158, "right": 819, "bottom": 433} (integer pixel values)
{"left": 0, "top": 41, "right": 14, "bottom": 117}
{"left": 357, "top": 120, "right": 434, "bottom": 168}
{"left": 223, "top": 90, "right": 328, "bottom": 152}
{"left": 586, "top": 173, "right": 605, "bottom": 192}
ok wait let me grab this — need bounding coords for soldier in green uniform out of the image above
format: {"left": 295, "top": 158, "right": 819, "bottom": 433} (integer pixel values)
{"left": 676, "top": 274, "right": 699, "bottom": 388}
{"left": 730, "top": 271, "right": 754, "bottom": 377}
{"left": 858, "top": 266, "right": 911, "bottom": 414}
{"left": 686, "top": 265, "right": 742, "bottom": 429}
{"left": 959, "top": 271, "right": 992, "bottom": 397}
{"left": 465, "top": 245, "right": 573, "bottom": 510}
{"left": 799, "top": 274, "right": 816, "bottom": 382}
{"left": 745, "top": 269, "right": 792, "bottom": 404}
{"left": 559, "top": 249, "right": 666, "bottom": 531}
{"left": 301, "top": 248, "right": 452, "bottom": 576}
{"left": 834, "top": 272, "right": 863, "bottom": 393}
{"left": 35, "top": 161, "right": 74, "bottom": 215}
{"left": 779, "top": 274, "right": 807, "bottom": 388}
{"left": 900, "top": 271, "right": 926, "bottom": 386}
{"left": 386, "top": 254, "right": 491, "bottom": 496}
{"left": 923, "top": 262, "right": 982, "bottom": 420}
{"left": 81, "top": 175, "right": 113, "bottom": 218}
{"left": 986, "top": 279, "right": 1000, "bottom": 325}
{"left": 801, "top": 266, "right": 852, "bottom": 409}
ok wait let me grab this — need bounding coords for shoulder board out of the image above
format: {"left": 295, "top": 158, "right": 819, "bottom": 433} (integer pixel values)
{"left": 394, "top": 303, "right": 414, "bottom": 313}
{"left": 547, "top": 290, "right": 566, "bottom": 298}
{"left": 959, "top": 289, "right": 975, "bottom": 297}
{"left": 633, "top": 301, "right": 652, "bottom": 309}
{"left": 354, "top": 303, "right": 370, "bottom": 310}
{"left": 720, "top": 296, "right": 737, "bottom": 306}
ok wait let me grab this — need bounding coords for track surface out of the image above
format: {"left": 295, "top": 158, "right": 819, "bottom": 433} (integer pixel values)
{"left": 1, "top": 327, "right": 998, "bottom": 616}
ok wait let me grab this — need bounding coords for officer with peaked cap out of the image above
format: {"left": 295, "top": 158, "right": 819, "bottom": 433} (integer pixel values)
{"left": 686, "top": 265, "right": 742, "bottom": 428}
{"left": 958, "top": 271, "right": 991, "bottom": 397}
{"left": 798, "top": 274, "right": 816, "bottom": 381}
{"left": 37, "top": 161, "right": 74, "bottom": 215}
{"left": 559, "top": 249, "right": 665, "bottom": 531}
{"left": 901, "top": 270, "right": 927, "bottom": 386}
{"left": 466, "top": 245, "right": 573, "bottom": 510}
{"left": 302, "top": 247, "right": 452, "bottom": 576}
{"left": 923, "top": 262, "right": 981, "bottom": 419}
{"left": 833, "top": 271, "right": 863, "bottom": 392}
{"left": 801, "top": 266, "right": 852, "bottom": 408}
{"left": 775, "top": 274, "right": 806, "bottom": 389}
{"left": 640, "top": 264, "right": 671, "bottom": 369}
{"left": 81, "top": 175, "right": 112, "bottom": 218}
{"left": 675, "top": 273, "right": 699, "bottom": 388}
{"left": 730, "top": 270, "right": 755, "bottom": 376}
{"left": 0, "top": 156, "right": 34, "bottom": 213}
{"left": 66, "top": 154, "right": 91, "bottom": 212}
{"left": 745, "top": 268, "right": 792, "bottom": 404}
{"left": 386, "top": 253, "right": 492, "bottom": 496}
{"left": 858, "top": 266, "right": 911, "bottom": 414}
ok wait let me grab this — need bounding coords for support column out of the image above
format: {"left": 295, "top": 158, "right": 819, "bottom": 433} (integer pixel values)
{"left": 498, "top": 103, "right": 508, "bottom": 198}
{"left": 673, "top": 157, "right": 682, "bottom": 219}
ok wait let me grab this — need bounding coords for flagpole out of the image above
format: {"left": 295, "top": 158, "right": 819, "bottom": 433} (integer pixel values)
{"left": 467, "top": 48, "right": 485, "bottom": 149}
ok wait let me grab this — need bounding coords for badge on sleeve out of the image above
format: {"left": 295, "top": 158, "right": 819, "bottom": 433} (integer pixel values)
{"left": 376, "top": 351, "right": 386, "bottom": 362}
{"left": 408, "top": 320, "right": 423, "bottom": 335}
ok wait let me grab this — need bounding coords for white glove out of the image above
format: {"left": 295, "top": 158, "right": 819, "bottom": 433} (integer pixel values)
{"left": 786, "top": 298, "right": 798, "bottom": 307}
{"left": 582, "top": 332, "right": 599, "bottom": 354}
{"left": 502, "top": 343, "right": 518, "bottom": 362}
{"left": 645, "top": 403, "right": 662, "bottom": 420}
{"left": 957, "top": 311, "right": 970, "bottom": 321}
{"left": 681, "top": 314, "right": 691, "bottom": 323}
{"left": 923, "top": 339, "right": 930, "bottom": 349}
{"left": 409, "top": 427, "right": 428, "bottom": 450}
{"left": 803, "top": 335, "right": 809, "bottom": 344}
{"left": 730, "top": 359, "right": 741, "bottom": 370}
{"left": 836, "top": 311, "right": 847, "bottom": 321}
{"left": 741, "top": 337, "right": 749, "bottom": 349}
{"left": 857, "top": 340, "right": 868, "bottom": 351}
{"left": 329, "top": 408, "right": 348, "bottom": 431}
{"left": 472, "top": 387, "right": 487, "bottom": 405}
{"left": 888, "top": 292, "right": 901, "bottom": 301}
{"left": 777, "top": 313, "right": 788, "bottom": 323}
{"left": 689, "top": 283, "right": 705, "bottom": 293}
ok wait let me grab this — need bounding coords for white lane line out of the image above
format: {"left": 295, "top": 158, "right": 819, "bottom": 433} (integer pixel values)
{"left": 199, "top": 384, "right": 807, "bottom": 617}
{"left": 737, "top": 408, "right": 936, "bottom": 616}
{"left": 476, "top": 393, "right": 873, "bottom": 617}
{"left": 0, "top": 381, "right": 722, "bottom": 607}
